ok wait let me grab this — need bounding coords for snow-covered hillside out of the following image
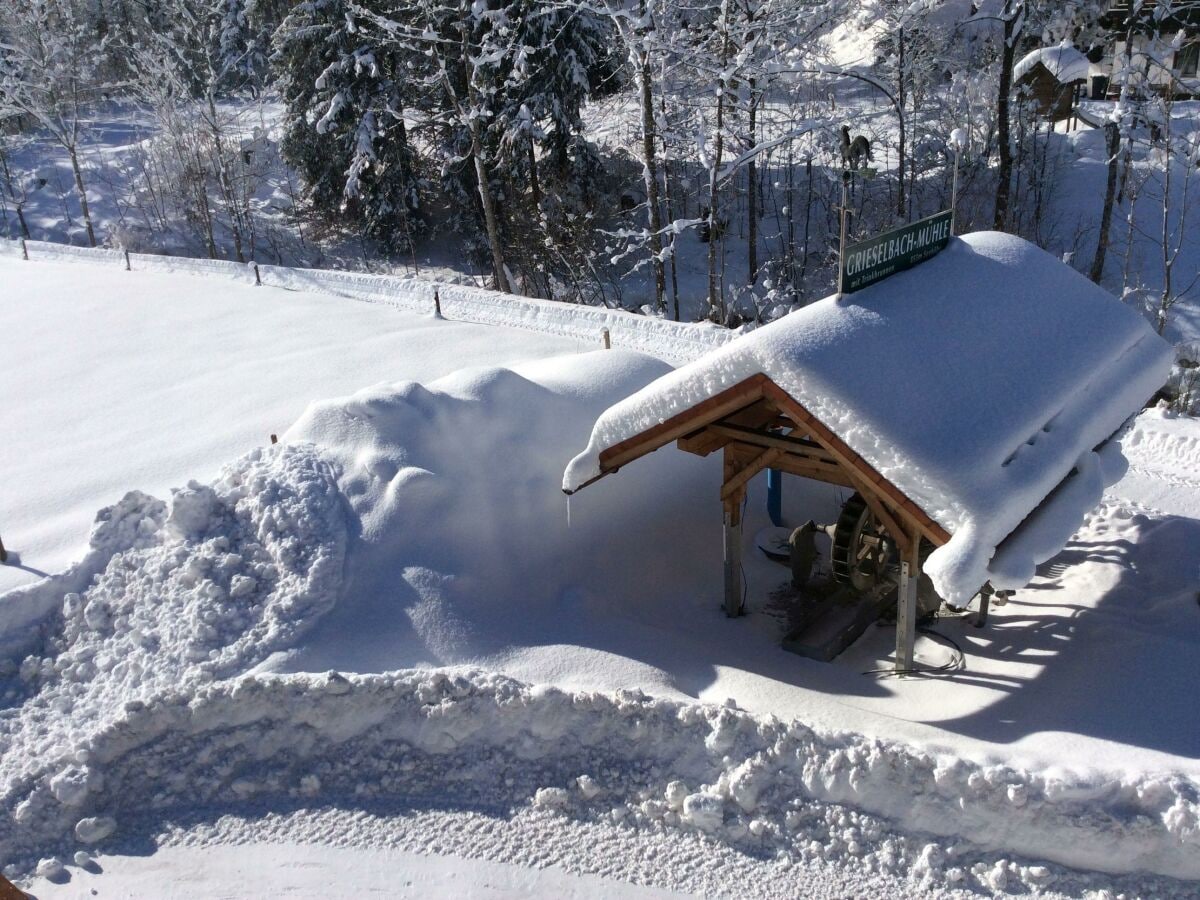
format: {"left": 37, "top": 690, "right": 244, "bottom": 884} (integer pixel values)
{"left": 3, "top": 252, "right": 1200, "bottom": 897}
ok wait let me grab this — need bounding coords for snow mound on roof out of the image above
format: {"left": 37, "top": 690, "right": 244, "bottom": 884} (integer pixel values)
{"left": 564, "top": 233, "right": 1173, "bottom": 604}
{"left": 1014, "top": 42, "right": 1091, "bottom": 85}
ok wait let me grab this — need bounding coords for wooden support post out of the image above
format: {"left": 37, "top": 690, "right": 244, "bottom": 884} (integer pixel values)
{"left": 722, "top": 446, "right": 746, "bottom": 617}
{"left": 21, "top": 238, "right": 28, "bottom": 260}
{"left": 895, "top": 537, "right": 920, "bottom": 673}
{"left": 975, "top": 589, "right": 990, "bottom": 628}
{"left": 602, "top": 327, "right": 611, "bottom": 350}
{"left": 895, "top": 560, "right": 916, "bottom": 672}
{"left": 723, "top": 504, "right": 744, "bottom": 617}
{"left": 433, "top": 287, "right": 442, "bottom": 318}
{"left": 254, "top": 263, "right": 262, "bottom": 286}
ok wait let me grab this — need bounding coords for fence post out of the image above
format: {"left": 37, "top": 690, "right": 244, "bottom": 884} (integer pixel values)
{"left": 433, "top": 287, "right": 442, "bottom": 319}
{"left": 124, "top": 248, "right": 131, "bottom": 271}
{"left": 21, "top": 238, "right": 28, "bottom": 261}
{"left": 602, "top": 327, "right": 611, "bottom": 349}
{"left": 254, "top": 263, "right": 262, "bottom": 286}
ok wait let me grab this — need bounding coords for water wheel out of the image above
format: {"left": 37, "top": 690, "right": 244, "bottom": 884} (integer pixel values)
{"left": 830, "top": 493, "right": 941, "bottom": 615}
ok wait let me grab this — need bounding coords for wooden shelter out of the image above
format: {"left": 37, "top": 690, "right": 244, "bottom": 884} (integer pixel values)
{"left": 570, "top": 371, "right": 949, "bottom": 672}
{"left": 563, "top": 232, "right": 1174, "bottom": 678}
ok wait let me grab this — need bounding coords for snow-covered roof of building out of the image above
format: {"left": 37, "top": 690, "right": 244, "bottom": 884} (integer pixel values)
{"left": 564, "top": 232, "right": 1173, "bottom": 604}
{"left": 1014, "top": 43, "right": 1091, "bottom": 85}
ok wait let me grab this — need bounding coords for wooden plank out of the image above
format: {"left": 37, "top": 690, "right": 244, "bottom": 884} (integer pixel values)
{"left": 677, "top": 428, "right": 725, "bottom": 456}
{"left": 597, "top": 374, "right": 767, "bottom": 473}
{"left": 707, "top": 422, "right": 831, "bottom": 457}
{"left": 770, "top": 456, "right": 856, "bottom": 488}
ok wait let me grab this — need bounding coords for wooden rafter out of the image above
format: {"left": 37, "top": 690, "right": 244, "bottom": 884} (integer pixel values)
{"left": 596, "top": 374, "right": 768, "bottom": 473}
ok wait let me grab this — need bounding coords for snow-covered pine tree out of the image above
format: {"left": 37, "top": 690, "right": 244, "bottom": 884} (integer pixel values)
{"left": 272, "top": 0, "right": 423, "bottom": 253}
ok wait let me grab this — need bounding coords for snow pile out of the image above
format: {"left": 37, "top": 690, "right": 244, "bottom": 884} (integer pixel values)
{"left": 1014, "top": 42, "right": 1092, "bottom": 85}
{"left": 3, "top": 670, "right": 1198, "bottom": 888}
{"left": 564, "top": 232, "right": 1174, "bottom": 604}
{"left": 259, "top": 350, "right": 719, "bottom": 674}
{"left": 0, "top": 443, "right": 346, "bottom": 792}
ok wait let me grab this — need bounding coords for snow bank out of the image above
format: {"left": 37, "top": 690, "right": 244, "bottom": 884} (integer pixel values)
{"left": 565, "top": 233, "right": 1173, "bottom": 604}
{"left": 0, "top": 239, "right": 734, "bottom": 365}
{"left": 1014, "top": 43, "right": 1091, "bottom": 85}
{"left": 3, "top": 670, "right": 1198, "bottom": 886}
{"left": 0, "top": 443, "right": 346, "bottom": 790}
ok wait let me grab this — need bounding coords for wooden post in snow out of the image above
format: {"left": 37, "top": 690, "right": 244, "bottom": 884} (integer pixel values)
{"left": 124, "top": 249, "right": 131, "bottom": 271}
{"left": 602, "top": 327, "right": 611, "bottom": 350}
{"left": 270, "top": 434, "right": 278, "bottom": 445}
{"left": 254, "top": 263, "right": 262, "bottom": 286}
{"left": 723, "top": 507, "right": 743, "bottom": 617}
{"left": 433, "top": 287, "right": 442, "bottom": 319}
{"left": 21, "top": 239, "right": 28, "bottom": 260}
{"left": 722, "top": 446, "right": 746, "bottom": 617}
{"left": 895, "top": 529, "right": 921, "bottom": 673}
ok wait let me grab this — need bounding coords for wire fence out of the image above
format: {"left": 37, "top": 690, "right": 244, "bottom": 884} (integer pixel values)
{"left": 1, "top": 239, "right": 736, "bottom": 364}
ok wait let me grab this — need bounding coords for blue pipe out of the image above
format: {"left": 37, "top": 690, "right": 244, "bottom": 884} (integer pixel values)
{"left": 767, "top": 469, "right": 783, "bottom": 526}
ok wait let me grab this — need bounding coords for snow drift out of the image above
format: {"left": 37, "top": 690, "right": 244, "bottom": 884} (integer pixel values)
{"left": 2, "top": 348, "right": 1197, "bottom": 888}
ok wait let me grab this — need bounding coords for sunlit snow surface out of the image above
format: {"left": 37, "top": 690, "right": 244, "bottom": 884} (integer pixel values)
{"left": 2, "top": 254, "right": 1199, "bottom": 897}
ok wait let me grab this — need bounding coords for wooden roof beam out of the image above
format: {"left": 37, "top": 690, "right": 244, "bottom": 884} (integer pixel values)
{"left": 597, "top": 374, "right": 768, "bottom": 473}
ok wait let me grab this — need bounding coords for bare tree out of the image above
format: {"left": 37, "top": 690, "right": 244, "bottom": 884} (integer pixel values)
{"left": 0, "top": 0, "right": 116, "bottom": 246}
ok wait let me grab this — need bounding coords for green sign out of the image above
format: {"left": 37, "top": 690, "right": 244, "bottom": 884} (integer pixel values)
{"left": 841, "top": 210, "right": 953, "bottom": 294}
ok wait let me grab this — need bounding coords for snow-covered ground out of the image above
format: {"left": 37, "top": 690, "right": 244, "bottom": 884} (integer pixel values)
{"left": 3, "top": 252, "right": 1200, "bottom": 897}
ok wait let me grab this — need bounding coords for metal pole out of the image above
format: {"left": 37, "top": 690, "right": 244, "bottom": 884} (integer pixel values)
{"left": 950, "top": 146, "right": 961, "bottom": 236}
{"left": 837, "top": 170, "right": 850, "bottom": 295}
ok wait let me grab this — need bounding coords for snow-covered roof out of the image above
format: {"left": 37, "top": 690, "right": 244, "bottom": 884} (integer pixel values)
{"left": 1014, "top": 43, "right": 1091, "bottom": 85}
{"left": 564, "top": 232, "right": 1172, "bottom": 604}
